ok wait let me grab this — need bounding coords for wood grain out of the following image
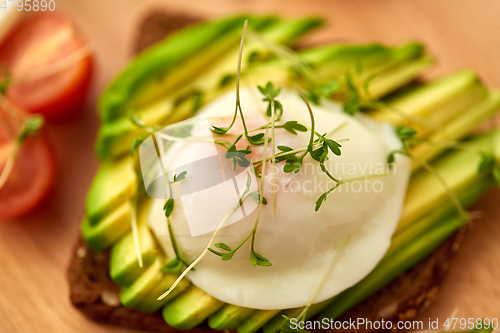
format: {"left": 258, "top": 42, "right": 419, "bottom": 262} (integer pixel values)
{"left": 1, "top": 0, "right": 500, "bottom": 332}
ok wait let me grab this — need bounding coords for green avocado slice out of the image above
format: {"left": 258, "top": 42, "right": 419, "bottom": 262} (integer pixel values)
{"left": 81, "top": 201, "right": 132, "bottom": 251}
{"left": 162, "top": 287, "right": 224, "bottom": 330}
{"left": 133, "top": 268, "right": 191, "bottom": 313}
{"left": 85, "top": 157, "right": 136, "bottom": 224}
{"left": 120, "top": 257, "right": 165, "bottom": 308}
{"left": 110, "top": 222, "right": 158, "bottom": 287}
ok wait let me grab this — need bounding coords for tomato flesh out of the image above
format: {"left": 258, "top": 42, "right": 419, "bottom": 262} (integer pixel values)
{"left": 0, "top": 124, "right": 56, "bottom": 220}
{"left": 0, "top": 12, "right": 93, "bottom": 120}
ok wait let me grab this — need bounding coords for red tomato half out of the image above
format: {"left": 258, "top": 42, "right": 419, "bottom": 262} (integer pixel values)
{"left": 0, "top": 121, "right": 56, "bottom": 220}
{"left": 0, "top": 12, "right": 93, "bottom": 120}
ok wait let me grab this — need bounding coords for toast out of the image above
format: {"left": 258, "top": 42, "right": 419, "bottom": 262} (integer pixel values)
{"left": 68, "top": 9, "right": 467, "bottom": 333}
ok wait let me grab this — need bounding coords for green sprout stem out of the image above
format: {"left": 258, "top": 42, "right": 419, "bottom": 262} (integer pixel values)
{"left": 361, "top": 78, "right": 439, "bottom": 131}
{"left": 408, "top": 150, "right": 469, "bottom": 221}
{"left": 370, "top": 99, "right": 439, "bottom": 131}
{"left": 296, "top": 234, "right": 352, "bottom": 322}
{"left": 157, "top": 172, "right": 254, "bottom": 301}
{"left": 270, "top": 99, "right": 278, "bottom": 216}
{"left": 0, "top": 141, "right": 19, "bottom": 191}
{"left": 247, "top": 30, "right": 319, "bottom": 86}
{"left": 390, "top": 126, "right": 469, "bottom": 223}
{"left": 232, "top": 19, "right": 248, "bottom": 133}
{"left": 297, "top": 86, "right": 316, "bottom": 150}
{"left": 300, "top": 87, "right": 343, "bottom": 186}
{"left": 319, "top": 160, "right": 342, "bottom": 184}
{"left": 211, "top": 20, "right": 259, "bottom": 145}
{"left": 0, "top": 115, "right": 44, "bottom": 191}
{"left": 166, "top": 216, "right": 190, "bottom": 268}
{"left": 251, "top": 126, "right": 270, "bottom": 240}
{"left": 208, "top": 128, "right": 273, "bottom": 266}
{"left": 129, "top": 187, "right": 143, "bottom": 268}
{"left": 151, "top": 134, "right": 190, "bottom": 269}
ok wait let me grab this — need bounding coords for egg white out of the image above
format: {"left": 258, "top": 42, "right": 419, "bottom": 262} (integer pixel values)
{"left": 147, "top": 87, "right": 411, "bottom": 310}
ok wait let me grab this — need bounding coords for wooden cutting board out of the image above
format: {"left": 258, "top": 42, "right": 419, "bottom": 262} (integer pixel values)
{"left": 1, "top": 0, "right": 499, "bottom": 332}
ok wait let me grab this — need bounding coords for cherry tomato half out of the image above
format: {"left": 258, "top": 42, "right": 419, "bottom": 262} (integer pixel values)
{"left": 0, "top": 118, "right": 56, "bottom": 220}
{"left": 0, "top": 12, "right": 93, "bottom": 120}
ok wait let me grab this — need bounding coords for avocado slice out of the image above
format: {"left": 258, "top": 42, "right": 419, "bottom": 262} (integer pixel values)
{"left": 110, "top": 222, "right": 158, "bottom": 287}
{"left": 96, "top": 17, "right": 324, "bottom": 160}
{"left": 370, "top": 70, "right": 488, "bottom": 134}
{"left": 314, "top": 42, "right": 424, "bottom": 83}
{"left": 366, "top": 56, "right": 434, "bottom": 99}
{"left": 263, "top": 300, "right": 332, "bottom": 333}
{"left": 237, "top": 309, "right": 281, "bottom": 333}
{"left": 411, "top": 90, "right": 500, "bottom": 168}
{"left": 85, "top": 157, "right": 136, "bottom": 224}
{"left": 120, "top": 257, "right": 164, "bottom": 308}
{"left": 209, "top": 304, "right": 256, "bottom": 330}
{"left": 81, "top": 201, "right": 132, "bottom": 251}
{"left": 133, "top": 269, "right": 191, "bottom": 313}
{"left": 96, "top": 17, "right": 280, "bottom": 160}
{"left": 162, "top": 287, "right": 224, "bottom": 330}
{"left": 99, "top": 15, "right": 278, "bottom": 123}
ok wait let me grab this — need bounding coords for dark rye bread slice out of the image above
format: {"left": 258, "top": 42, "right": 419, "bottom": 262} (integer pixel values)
{"left": 68, "top": 9, "right": 467, "bottom": 333}
{"left": 132, "top": 10, "right": 202, "bottom": 54}
{"left": 68, "top": 229, "right": 467, "bottom": 333}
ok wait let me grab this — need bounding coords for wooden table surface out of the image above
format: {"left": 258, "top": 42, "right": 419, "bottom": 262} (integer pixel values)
{"left": 1, "top": 0, "right": 499, "bottom": 332}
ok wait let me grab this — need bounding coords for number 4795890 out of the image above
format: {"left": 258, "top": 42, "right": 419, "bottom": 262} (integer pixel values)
{"left": 443, "top": 318, "right": 498, "bottom": 331}
{"left": 1, "top": 0, "right": 56, "bottom": 11}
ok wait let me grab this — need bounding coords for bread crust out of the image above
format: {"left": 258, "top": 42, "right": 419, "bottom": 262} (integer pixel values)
{"left": 67, "top": 228, "right": 466, "bottom": 333}
{"left": 133, "top": 10, "right": 202, "bottom": 54}
{"left": 329, "top": 227, "right": 467, "bottom": 333}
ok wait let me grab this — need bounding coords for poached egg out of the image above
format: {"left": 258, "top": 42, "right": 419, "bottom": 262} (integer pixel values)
{"left": 147, "top": 87, "right": 411, "bottom": 310}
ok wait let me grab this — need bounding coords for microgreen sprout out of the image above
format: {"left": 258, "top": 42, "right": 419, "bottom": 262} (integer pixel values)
{"left": 264, "top": 87, "right": 319, "bottom": 176}
{"left": 17, "top": 116, "right": 44, "bottom": 143}
{"left": 257, "top": 82, "right": 280, "bottom": 215}
{"left": 0, "top": 66, "right": 10, "bottom": 95}
{"left": 210, "top": 20, "right": 266, "bottom": 146}
{"left": 359, "top": 71, "right": 440, "bottom": 130}
{"left": 128, "top": 111, "right": 160, "bottom": 156}
{"left": 130, "top": 134, "right": 148, "bottom": 156}
{"left": 279, "top": 315, "right": 308, "bottom": 333}
{"left": 279, "top": 235, "right": 352, "bottom": 333}
{"left": 305, "top": 80, "right": 340, "bottom": 106}
{"left": 129, "top": 189, "right": 143, "bottom": 268}
{"left": 158, "top": 171, "right": 255, "bottom": 300}
{"left": 478, "top": 151, "right": 500, "bottom": 186}
{"left": 146, "top": 127, "right": 191, "bottom": 274}
{"left": 0, "top": 115, "right": 44, "bottom": 191}
{"left": 388, "top": 125, "right": 469, "bottom": 220}
{"left": 387, "top": 125, "right": 418, "bottom": 165}
{"left": 342, "top": 72, "right": 363, "bottom": 116}
{"left": 244, "top": 120, "right": 307, "bottom": 136}
{"left": 247, "top": 29, "right": 319, "bottom": 85}
{"left": 258, "top": 81, "right": 283, "bottom": 120}
{"left": 225, "top": 134, "right": 252, "bottom": 170}
{"left": 280, "top": 120, "right": 308, "bottom": 134}
{"left": 248, "top": 86, "right": 346, "bottom": 212}
{"left": 162, "top": 171, "right": 190, "bottom": 274}
{"left": 297, "top": 87, "right": 345, "bottom": 211}
{"left": 208, "top": 129, "right": 272, "bottom": 267}
{"left": 128, "top": 110, "right": 158, "bottom": 133}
